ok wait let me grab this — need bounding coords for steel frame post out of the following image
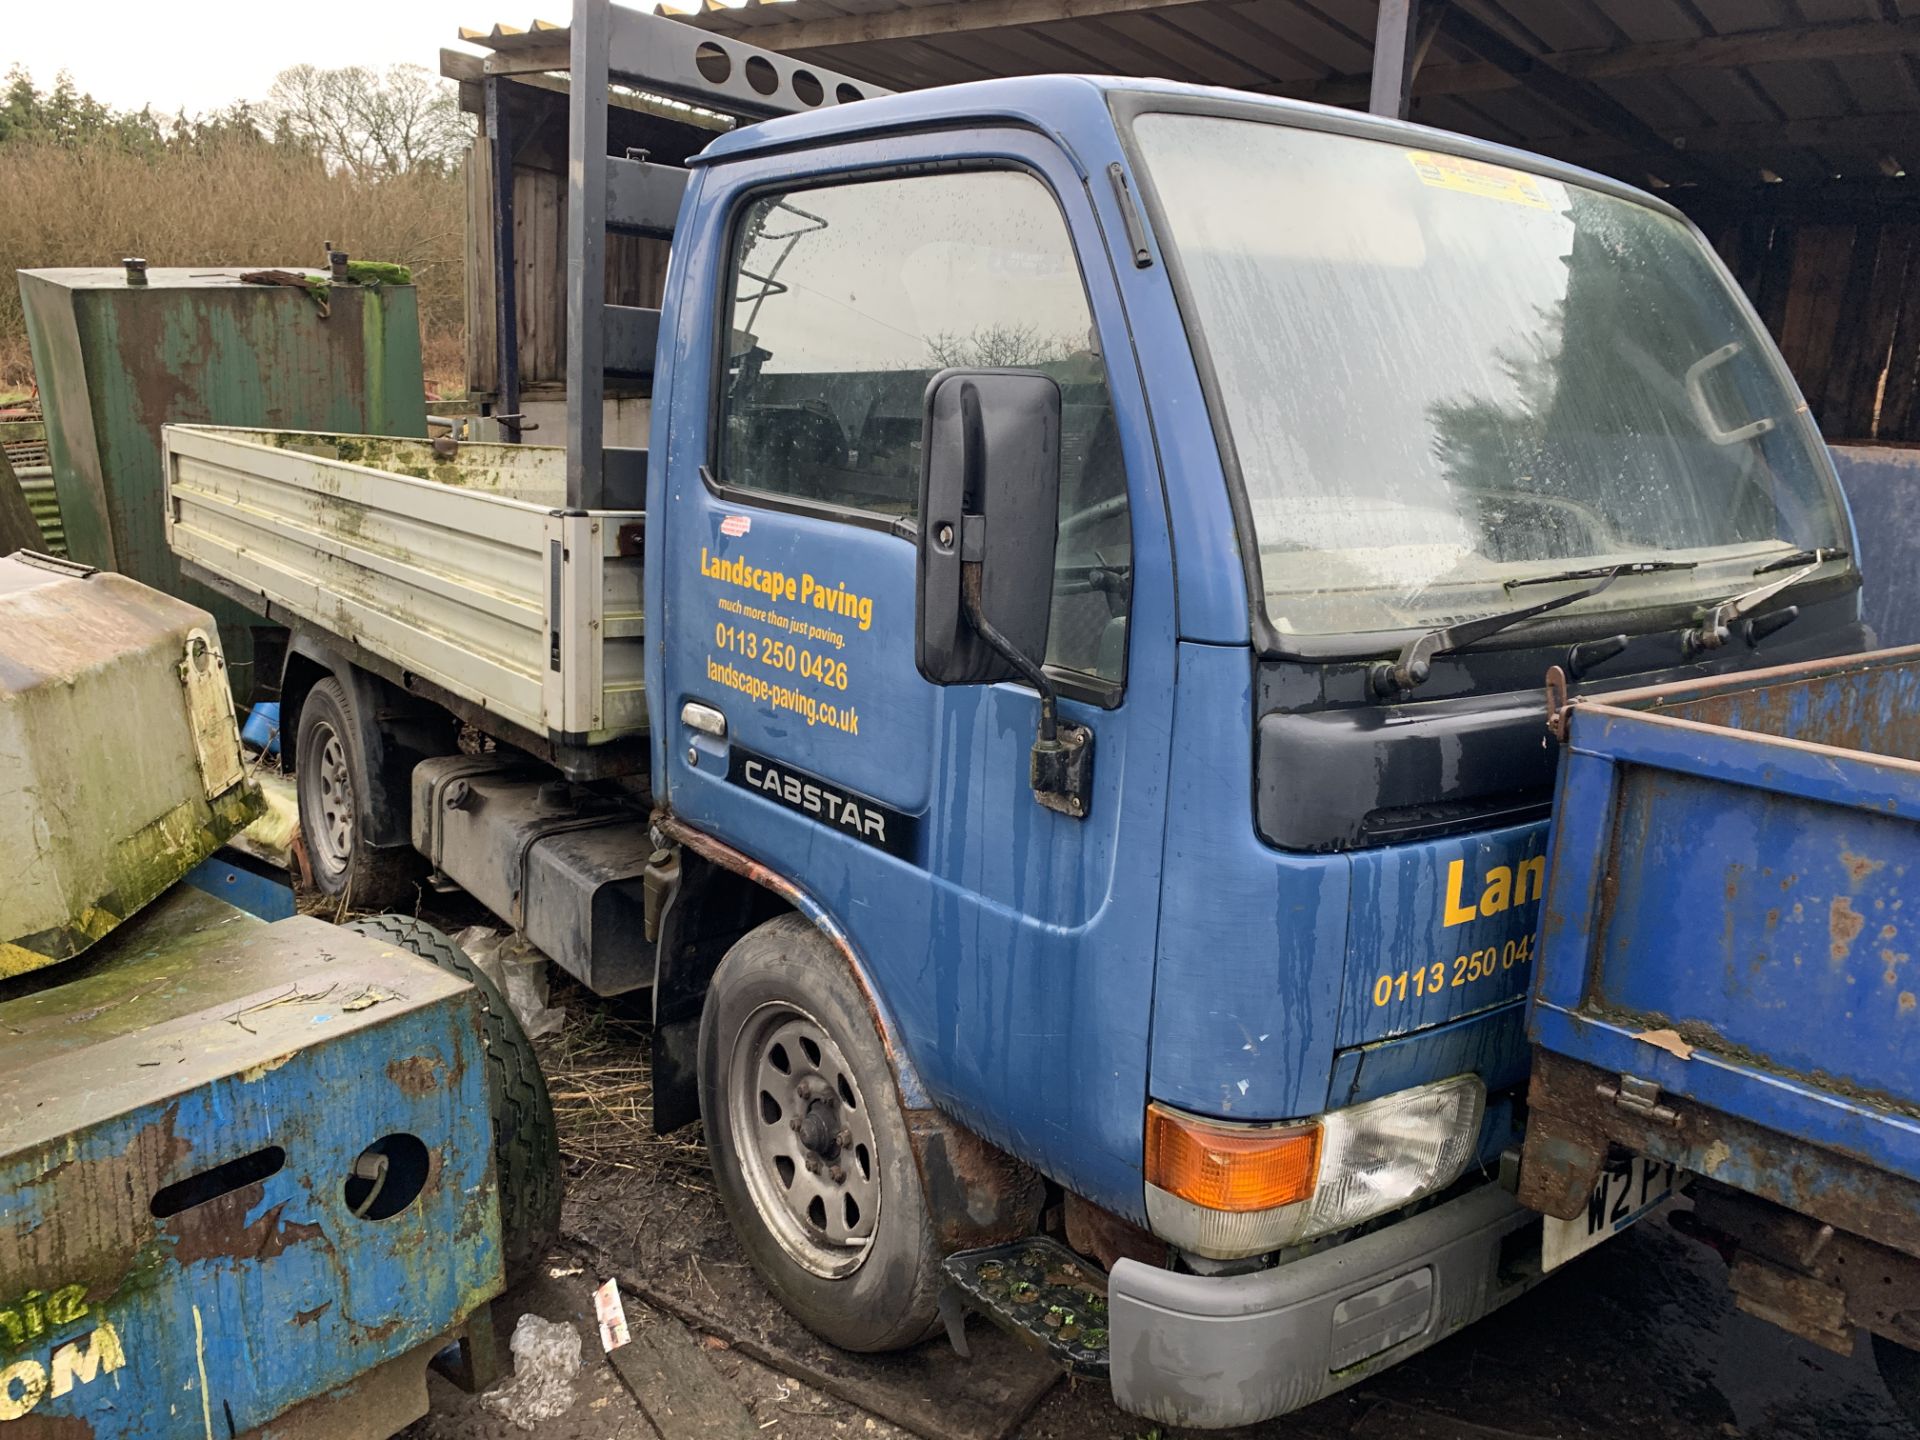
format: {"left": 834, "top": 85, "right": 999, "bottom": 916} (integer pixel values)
{"left": 1370, "top": 0, "right": 1423, "bottom": 119}
{"left": 484, "top": 76, "right": 523, "bottom": 441}
{"left": 567, "top": 0, "right": 612, "bottom": 510}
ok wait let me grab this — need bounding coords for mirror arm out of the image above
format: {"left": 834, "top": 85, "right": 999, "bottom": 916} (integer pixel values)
{"left": 959, "top": 551, "right": 1092, "bottom": 819}
{"left": 960, "top": 559, "right": 1059, "bottom": 742}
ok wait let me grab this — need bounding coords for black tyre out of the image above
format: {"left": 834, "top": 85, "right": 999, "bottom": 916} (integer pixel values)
{"left": 295, "top": 676, "right": 418, "bottom": 909}
{"left": 699, "top": 913, "right": 942, "bottom": 1352}
{"left": 346, "top": 915, "right": 562, "bottom": 1283}
{"left": 1875, "top": 1333, "right": 1920, "bottom": 1427}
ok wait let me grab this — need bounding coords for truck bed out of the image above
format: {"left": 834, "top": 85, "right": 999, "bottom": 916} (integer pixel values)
{"left": 163, "top": 425, "right": 645, "bottom": 746}
{"left": 1521, "top": 646, "right": 1920, "bottom": 1254}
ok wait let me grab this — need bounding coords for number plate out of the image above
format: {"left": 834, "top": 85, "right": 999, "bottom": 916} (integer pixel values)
{"left": 1541, "top": 1155, "right": 1679, "bottom": 1271}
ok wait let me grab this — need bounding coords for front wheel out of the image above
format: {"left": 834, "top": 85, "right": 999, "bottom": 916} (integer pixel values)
{"left": 699, "top": 913, "right": 942, "bottom": 1352}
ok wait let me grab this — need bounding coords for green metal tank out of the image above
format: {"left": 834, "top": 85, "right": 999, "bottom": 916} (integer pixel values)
{"left": 17, "top": 266, "right": 429, "bottom": 696}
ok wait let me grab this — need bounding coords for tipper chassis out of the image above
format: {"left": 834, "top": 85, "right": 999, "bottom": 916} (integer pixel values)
{"left": 167, "top": 1, "right": 1882, "bottom": 1425}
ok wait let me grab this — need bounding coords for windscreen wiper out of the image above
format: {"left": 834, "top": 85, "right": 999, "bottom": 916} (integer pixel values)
{"left": 1754, "top": 545, "right": 1847, "bottom": 575}
{"left": 1506, "top": 559, "right": 1697, "bottom": 589}
{"left": 1682, "top": 557, "right": 1827, "bottom": 656}
{"left": 1372, "top": 565, "right": 1632, "bottom": 697}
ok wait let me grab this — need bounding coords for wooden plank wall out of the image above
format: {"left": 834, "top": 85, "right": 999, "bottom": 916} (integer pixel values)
{"left": 1709, "top": 218, "right": 1920, "bottom": 444}
{"left": 465, "top": 134, "right": 670, "bottom": 398}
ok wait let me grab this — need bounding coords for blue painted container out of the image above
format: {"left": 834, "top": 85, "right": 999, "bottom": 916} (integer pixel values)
{"left": 0, "top": 885, "right": 502, "bottom": 1436}
{"left": 1526, "top": 645, "right": 1920, "bottom": 1210}
{"left": 1830, "top": 444, "right": 1920, "bottom": 649}
{"left": 241, "top": 700, "right": 281, "bottom": 755}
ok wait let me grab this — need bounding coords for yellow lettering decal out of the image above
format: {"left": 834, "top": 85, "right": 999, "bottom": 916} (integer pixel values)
{"left": 49, "top": 1323, "right": 124, "bottom": 1399}
{"left": 0, "top": 1359, "right": 47, "bottom": 1421}
{"left": 1444, "top": 860, "right": 1479, "bottom": 928}
{"left": 43, "top": 1286, "right": 87, "bottom": 1329}
{"left": 1479, "top": 866, "right": 1512, "bottom": 917}
{"left": 1516, "top": 855, "right": 1547, "bottom": 906}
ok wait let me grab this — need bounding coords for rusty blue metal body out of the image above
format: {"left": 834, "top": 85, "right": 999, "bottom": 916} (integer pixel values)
{"left": 1526, "top": 646, "right": 1920, "bottom": 1213}
{"left": 0, "top": 885, "right": 502, "bottom": 1436}
{"left": 1831, "top": 444, "right": 1920, "bottom": 649}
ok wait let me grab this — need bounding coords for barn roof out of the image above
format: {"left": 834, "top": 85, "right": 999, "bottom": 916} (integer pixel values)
{"left": 657, "top": 0, "right": 1920, "bottom": 200}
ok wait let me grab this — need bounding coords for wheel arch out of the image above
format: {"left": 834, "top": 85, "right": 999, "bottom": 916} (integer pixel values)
{"left": 280, "top": 629, "right": 459, "bottom": 849}
{"left": 652, "top": 815, "right": 1044, "bottom": 1252}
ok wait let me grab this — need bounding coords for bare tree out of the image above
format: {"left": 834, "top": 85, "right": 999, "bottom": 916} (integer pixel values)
{"left": 925, "top": 323, "right": 1080, "bottom": 369}
{"left": 267, "top": 63, "right": 468, "bottom": 177}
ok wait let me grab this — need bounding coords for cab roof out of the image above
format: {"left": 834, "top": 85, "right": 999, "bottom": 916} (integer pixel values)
{"left": 691, "top": 72, "right": 1674, "bottom": 222}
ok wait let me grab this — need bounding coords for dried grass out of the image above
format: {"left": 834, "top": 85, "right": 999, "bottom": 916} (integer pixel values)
{"left": 540, "top": 1005, "right": 714, "bottom": 1193}
{"left": 0, "top": 137, "right": 466, "bottom": 393}
{"left": 285, "top": 861, "right": 703, "bottom": 1191}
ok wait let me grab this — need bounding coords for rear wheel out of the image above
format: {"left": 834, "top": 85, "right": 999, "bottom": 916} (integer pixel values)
{"left": 345, "top": 915, "right": 562, "bottom": 1283}
{"left": 295, "top": 676, "right": 416, "bottom": 908}
{"left": 699, "top": 913, "right": 942, "bottom": 1351}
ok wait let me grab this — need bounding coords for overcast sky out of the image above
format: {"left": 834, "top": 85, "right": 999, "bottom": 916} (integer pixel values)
{"left": 6, "top": 2, "right": 736, "bottom": 117}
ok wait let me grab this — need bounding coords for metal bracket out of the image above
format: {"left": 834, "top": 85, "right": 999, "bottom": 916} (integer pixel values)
{"left": 1597, "top": 1073, "right": 1680, "bottom": 1126}
{"left": 179, "top": 628, "right": 247, "bottom": 798}
{"left": 1031, "top": 722, "right": 1094, "bottom": 819}
{"left": 1544, "top": 663, "right": 1570, "bottom": 742}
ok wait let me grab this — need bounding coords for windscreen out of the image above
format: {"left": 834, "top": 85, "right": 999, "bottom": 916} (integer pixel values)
{"left": 1131, "top": 112, "right": 1850, "bottom": 639}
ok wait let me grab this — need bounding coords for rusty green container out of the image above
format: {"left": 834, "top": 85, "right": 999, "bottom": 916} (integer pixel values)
{"left": 17, "top": 267, "right": 428, "bottom": 696}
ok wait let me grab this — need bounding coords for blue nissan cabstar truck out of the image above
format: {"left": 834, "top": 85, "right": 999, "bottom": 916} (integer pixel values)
{"left": 163, "top": 3, "right": 1870, "bottom": 1426}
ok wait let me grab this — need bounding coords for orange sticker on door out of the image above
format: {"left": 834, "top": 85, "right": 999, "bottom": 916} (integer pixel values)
{"left": 1407, "top": 151, "right": 1564, "bottom": 210}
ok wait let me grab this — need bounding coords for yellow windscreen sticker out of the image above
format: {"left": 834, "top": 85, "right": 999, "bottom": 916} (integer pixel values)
{"left": 1407, "top": 151, "right": 1560, "bottom": 210}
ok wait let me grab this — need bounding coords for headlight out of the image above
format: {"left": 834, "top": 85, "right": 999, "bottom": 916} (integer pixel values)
{"left": 1144, "top": 1075, "right": 1486, "bottom": 1260}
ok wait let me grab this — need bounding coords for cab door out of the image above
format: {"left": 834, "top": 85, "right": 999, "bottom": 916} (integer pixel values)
{"left": 653, "top": 127, "right": 1178, "bottom": 1211}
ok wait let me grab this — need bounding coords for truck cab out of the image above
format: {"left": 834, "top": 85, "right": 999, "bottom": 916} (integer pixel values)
{"left": 159, "top": 12, "right": 1867, "bottom": 1426}
{"left": 644, "top": 72, "right": 1864, "bottom": 1427}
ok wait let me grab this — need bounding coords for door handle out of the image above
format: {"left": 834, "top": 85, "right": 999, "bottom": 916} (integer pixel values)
{"left": 681, "top": 701, "right": 727, "bottom": 737}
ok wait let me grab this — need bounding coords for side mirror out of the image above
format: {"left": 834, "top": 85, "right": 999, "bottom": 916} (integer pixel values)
{"left": 915, "top": 369, "right": 1062, "bottom": 686}
{"left": 915, "top": 368, "right": 1093, "bottom": 818}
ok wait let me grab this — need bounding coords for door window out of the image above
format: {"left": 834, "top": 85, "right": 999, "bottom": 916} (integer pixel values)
{"left": 717, "top": 168, "right": 1131, "bottom": 687}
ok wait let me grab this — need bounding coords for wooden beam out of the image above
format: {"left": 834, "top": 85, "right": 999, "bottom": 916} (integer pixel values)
{"left": 484, "top": 42, "right": 573, "bottom": 76}
{"left": 682, "top": 0, "right": 1218, "bottom": 53}
{"left": 440, "top": 46, "right": 485, "bottom": 83}
{"left": 1436, "top": 7, "right": 1715, "bottom": 184}
{"left": 1679, "top": 178, "right": 1920, "bottom": 227}
{"left": 1292, "top": 16, "right": 1920, "bottom": 108}
{"left": 1569, "top": 15, "right": 1920, "bottom": 80}
{"left": 605, "top": 1300, "right": 760, "bottom": 1440}
{"left": 1551, "top": 112, "right": 1920, "bottom": 166}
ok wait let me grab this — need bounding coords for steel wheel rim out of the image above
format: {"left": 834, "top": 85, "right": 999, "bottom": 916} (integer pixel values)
{"left": 727, "top": 1001, "right": 882, "bottom": 1279}
{"left": 298, "top": 721, "right": 354, "bottom": 878}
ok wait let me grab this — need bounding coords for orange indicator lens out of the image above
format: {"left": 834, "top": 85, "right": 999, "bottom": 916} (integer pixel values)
{"left": 1145, "top": 1104, "right": 1322, "bottom": 1213}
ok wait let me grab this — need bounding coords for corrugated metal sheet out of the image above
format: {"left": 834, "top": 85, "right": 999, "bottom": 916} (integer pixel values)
{"left": 0, "top": 423, "right": 62, "bottom": 556}
{"left": 18, "top": 468, "right": 63, "bottom": 556}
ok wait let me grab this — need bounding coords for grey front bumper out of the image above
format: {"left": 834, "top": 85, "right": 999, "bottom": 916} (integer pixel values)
{"left": 1108, "top": 1183, "right": 1540, "bottom": 1429}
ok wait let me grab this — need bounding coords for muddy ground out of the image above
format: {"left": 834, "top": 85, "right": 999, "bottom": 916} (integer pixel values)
{"left": 394, "top": 963, "right": 1918, "bottom": 1440}
{"left": 410, "top": 1212, "right": 1914, "bottom": 1440}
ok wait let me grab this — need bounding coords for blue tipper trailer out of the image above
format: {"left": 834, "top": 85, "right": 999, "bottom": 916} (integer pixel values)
{"left": 1518, "top": 645, "right": 1920, "bottom": 1411}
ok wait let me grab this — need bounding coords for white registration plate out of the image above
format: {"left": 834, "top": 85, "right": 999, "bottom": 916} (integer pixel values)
{"left": 1541, "top": 1155, "right": 1679, "bottom": 1271}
